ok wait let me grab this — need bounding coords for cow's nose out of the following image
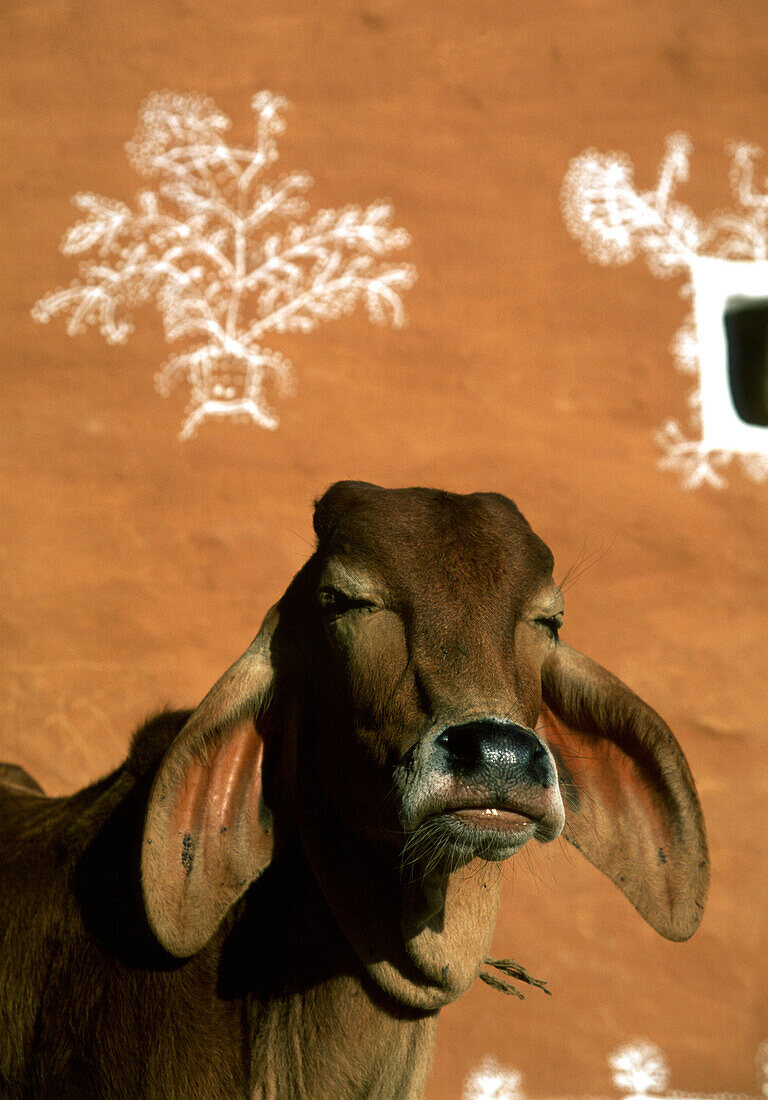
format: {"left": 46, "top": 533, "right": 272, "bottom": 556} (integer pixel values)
{"left": 435, "top": 720, "right": 554, "bottom": 788}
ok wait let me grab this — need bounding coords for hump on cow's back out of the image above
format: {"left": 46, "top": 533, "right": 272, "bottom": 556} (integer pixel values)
{"left": 125, "top": 710, "right": 194, "bottom": 778}
{"left": 0, "top": 763, "right": 45, "bottom": 795}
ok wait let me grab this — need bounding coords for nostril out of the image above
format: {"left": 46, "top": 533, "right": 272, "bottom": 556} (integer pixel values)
{"left": 435, "top": 723, "right": 485, "bottom": 771}
{"left": 529, "top": 737, "right": 555, "bottom": 787}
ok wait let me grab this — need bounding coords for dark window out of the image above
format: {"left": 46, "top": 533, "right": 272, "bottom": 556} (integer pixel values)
{"left": 724, "top": 298, "right": 768, "bottom": 427}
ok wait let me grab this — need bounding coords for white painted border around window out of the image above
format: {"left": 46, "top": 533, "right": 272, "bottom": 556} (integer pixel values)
{"left": 691, "top": 255, "right": 768, "bottom": 456}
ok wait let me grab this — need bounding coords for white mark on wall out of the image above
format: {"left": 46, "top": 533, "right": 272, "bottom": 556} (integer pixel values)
{"left": 463, "top": 1057, "right": 523, "bottom": 1100}
{"left": 32, "top": 91, "right": 416, "bottom": 439}
{"left": 561, "top": 134, "right": 768, "bottom": 489}
{"left": 462, "top": 1039, "right": 768, "bottom": 1100}
{"left": 608, "top": 1039, "right": 670, "bottom": 1097}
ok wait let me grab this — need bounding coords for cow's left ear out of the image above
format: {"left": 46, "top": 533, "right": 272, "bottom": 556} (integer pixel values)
{"left": 142, "top": 606, "right": 281, "bottom": 958}
{"left": 539, "top": 643, "right": 709, "bottom": 941}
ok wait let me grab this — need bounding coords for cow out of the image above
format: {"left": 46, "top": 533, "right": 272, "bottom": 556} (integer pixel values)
{"left": 0, "top": 481, "right": 708, "bottom": 1099}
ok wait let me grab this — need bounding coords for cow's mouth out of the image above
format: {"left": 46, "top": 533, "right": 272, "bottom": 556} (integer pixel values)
{"left": 398, "top": 796, "right": 558, "bottom": 868}
{"left": 419, "top": 790, "right": 564, "bottom": 860}
{"left": 439, "top": 800, "right": 543, "bottom": 857}
{"left": 449, "top": 805, "right": 538, "bottom": 834}
{"left": 397, "top": 766, "right": 566, "bottom": 870}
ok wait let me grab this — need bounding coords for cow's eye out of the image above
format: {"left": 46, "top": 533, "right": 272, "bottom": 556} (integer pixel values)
{"left": 535, "top": 614, "right": 563, "bottom": 641}
{"left": 319, "top": 587, "right": 379, "bottom": 617}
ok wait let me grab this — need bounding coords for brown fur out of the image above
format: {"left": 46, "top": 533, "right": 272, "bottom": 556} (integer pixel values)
{"left": 0, "top": 482, "right": 708, "bottom": 1099}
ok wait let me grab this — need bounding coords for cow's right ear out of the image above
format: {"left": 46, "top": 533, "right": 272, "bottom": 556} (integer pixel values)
{"left": 539, "top": 643, "right": 709, "bottom": 942}
{"left": 142, "top": 605, "right": 280, "bottom": 958}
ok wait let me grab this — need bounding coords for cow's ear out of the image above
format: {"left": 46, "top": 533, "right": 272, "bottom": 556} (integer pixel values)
{"left": 142, "top": 607, "right": 279, "bottom": 957}
{"left": 540, "top": 644, "right": 709, "bottom": 941}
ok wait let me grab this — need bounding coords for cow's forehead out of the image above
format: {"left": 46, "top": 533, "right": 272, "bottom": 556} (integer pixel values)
{"left": 315, "top": 485, "right": 555, "bottom": 593}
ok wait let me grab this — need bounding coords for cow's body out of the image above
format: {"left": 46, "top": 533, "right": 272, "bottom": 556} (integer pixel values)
{"left": 0, "top": 712, "right": 437, "bottom": 1099}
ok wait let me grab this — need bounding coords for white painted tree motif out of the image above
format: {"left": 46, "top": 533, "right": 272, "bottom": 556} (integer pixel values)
{"left": 462, "top": 1038, "right": 768, "bottom": 1099}
{"left": 758, "top": 1039, "right": 768, "bottom": 1099}
{"left": 32, "top": 91, "right": 416, "bottom": 439}
{"left": 561, "top": 134, "right": 768, "bottom": 489}
{"left": 463, "top": 1057, "right": 523, "bottom": 1100}
{"left": 608, "top": 1040, "right": 670, "bottom": 1098}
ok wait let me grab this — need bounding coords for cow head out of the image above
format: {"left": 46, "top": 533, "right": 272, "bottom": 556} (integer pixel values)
{"left": 142, "top": 482, "right": 708, "bottom": 1008}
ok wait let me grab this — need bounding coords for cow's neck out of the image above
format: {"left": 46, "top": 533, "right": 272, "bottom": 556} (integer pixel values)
{"left": 246, "top": 972, "right": 437, "bottom": 1100}
{"left": 222, "top": 842, "right": 436, "bottom": 1100}
{"left": 300, "top": 817, "right": 504, "bottom": 1012}
{"left": 225, "top": 834, "right": 501, "bottom": 1099}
